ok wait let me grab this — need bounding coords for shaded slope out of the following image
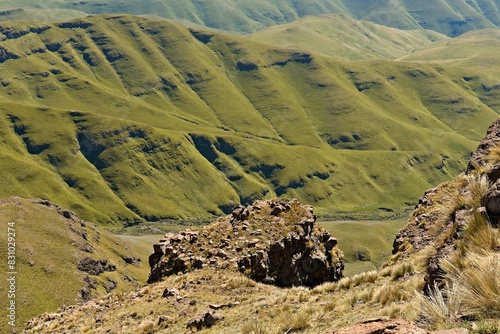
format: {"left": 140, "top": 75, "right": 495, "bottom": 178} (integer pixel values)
{"left": 3, "top": 0, "right": 500, "bottom": 36}
{"left": 250, "top": 14, "right": 447, "bottom": 60}
{"left": 0, "top": 15, "right": 498, "bottom": 223}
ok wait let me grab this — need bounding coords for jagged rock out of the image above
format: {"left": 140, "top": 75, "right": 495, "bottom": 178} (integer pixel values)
{"left": 186, "top": 311, "right": 222, "bottom": 330}
{"left": 467, "top": 118, "right": 500, "bottom": 174}
{"left": 209, "top": 301, "right": 239, "bottom": 310}
{"left": 148, "top": 199, "right": 344, "bottom": 287}
{"left": 481, "top": 180, "right": 500, "bottom": 226}
{"left": 77, "top": 257, "right": 116, "bottom": 275}
{"left": 158, "top": 315, "right": 174, "bottom": 326}
{"left": 162, "top": 288, "right": 179, "bottom": 298}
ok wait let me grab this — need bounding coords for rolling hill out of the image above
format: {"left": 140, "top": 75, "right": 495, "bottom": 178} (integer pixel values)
{"left": 0, "top": 7, "right": 87, "bottom": 23}
{"left": 2, "top": 0, "right": 500, "bottom": 36}
{"left": 249, "top": 14, "right": 448, "bottom": 60}
{"left": 0, "top": 15, "right": 499, "bottom": 225}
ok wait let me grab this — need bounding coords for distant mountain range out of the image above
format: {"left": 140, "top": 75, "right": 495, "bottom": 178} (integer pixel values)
{"left": 0, "top": 14, "right": 498, "bottom": 223}
{"left": 2, "top": 0, "right": 500, "bottom": 36}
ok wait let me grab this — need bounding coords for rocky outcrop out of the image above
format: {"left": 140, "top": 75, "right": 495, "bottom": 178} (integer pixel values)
{"left": 148, "top": 198, "right": 344, "bottom": 287}
{"left": 186, "top": 311, "right": 223, "bottom": 331}
{"left": 466, "top": 118, "right": 500, "bottom": 225}
{"left": 325, "top": 318, "right": 467, "bottom": 334}
{"left": 466, "top": 118, "right": 500, "bottom": 174}
{"left": 77, "top": 258, "right": 116, "bottom": 275}
{"left": 393, "top": 118, "right": 500, "bottom": 292}
{"left": 0, "top": 46, "right": 19, "bottom": 63}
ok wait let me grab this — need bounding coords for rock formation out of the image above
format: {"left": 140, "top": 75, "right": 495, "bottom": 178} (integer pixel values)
{"left": 148, "top": 198, "right": 344, "bottom": 287}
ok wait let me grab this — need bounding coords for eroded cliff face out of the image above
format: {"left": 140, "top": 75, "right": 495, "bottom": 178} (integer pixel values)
{"left": 148, "top": 198, "right": 344, "bottom": 287}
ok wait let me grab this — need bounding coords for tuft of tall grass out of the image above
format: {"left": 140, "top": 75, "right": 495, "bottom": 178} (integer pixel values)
{"left": 465, "top": 174, "right": 490, "bottom": 207}
{"left": 442, "top": 251, "right": 500, "bottom": 318}
{"left": 464, "top": 211, "right": 499, "bottom": 251}
{"left": 241, "top": 322, "right": 269, "bottom": 334}
{"left": 417, "top": 282, "right": 463, "bottom": 329}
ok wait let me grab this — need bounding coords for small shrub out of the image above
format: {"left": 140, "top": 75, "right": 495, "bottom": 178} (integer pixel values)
{"left": 277, "top": 310, "right": 310, "bottom": 332}
{"left": 465, "top": 174, "right": 489, "bottom": 206}
{"left": 390, "top": 262, "right": 415, "bottom": 281}
{"left": 373, "top": 284, "right": 406, "bottom": 305}
{"left": 224, "top": 276, "right": 257, "bottom": 289}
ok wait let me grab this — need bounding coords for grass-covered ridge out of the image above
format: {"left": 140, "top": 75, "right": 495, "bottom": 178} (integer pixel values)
{"left": 0, "top": 14, "right": 499, "bottom": 224}
{"left": 2, "top": 0, "right": 500, "bottom": 36}
{"left": 249, "top": 14, "right": 448, "bottom": 61}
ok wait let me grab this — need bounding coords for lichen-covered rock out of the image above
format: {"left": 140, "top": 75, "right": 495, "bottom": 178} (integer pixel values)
{"left": 148, "top": 198, "right": 344, "bottom": 287}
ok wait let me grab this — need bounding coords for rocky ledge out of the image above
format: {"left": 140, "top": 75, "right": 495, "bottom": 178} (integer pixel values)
{"left": 148, "top": 198, "right": 344, "bottom": 287}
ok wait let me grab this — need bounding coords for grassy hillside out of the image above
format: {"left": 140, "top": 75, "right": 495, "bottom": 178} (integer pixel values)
{"left": 0, "top": 197, "right": 149, "bottom": 333}
{"left": 321, "top": 219, "right": 407, "bottom": 276}
{"left": 0, "top": 15, "right": 498, "bottom": 224}
{"left": 2, "top": 0, "right": 500, "bottom": 36}
{"left": 249, "top": 14, "right": 448, "bottom": 60}
{"left": 0, "top": 7, "right": 87, "bottom": 22}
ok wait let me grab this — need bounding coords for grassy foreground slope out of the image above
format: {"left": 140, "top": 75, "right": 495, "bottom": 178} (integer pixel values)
{"left": 0, "top": 15, "right": 498, "bottom": 224}
{"left": 250, "top": 14, "right": 448, "bottom": 60}
{"left": 0, "top": 197, "right": 149, "bottom": 333}
{"left": 2, "top": 0, "right": 500, "bottom": 36}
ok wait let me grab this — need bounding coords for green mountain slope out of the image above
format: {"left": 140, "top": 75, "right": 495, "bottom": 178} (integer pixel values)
{"left": 0, "top": 15, "right": 498, "bottom": 224}
{"left": 0, "top": 197, "right": 148, "bottom": 333}
{"left": 2, "top": 0, "right": 500, "bottom": 36}
{"left": 249, "top": 14, "right": 448, "bottom": 60}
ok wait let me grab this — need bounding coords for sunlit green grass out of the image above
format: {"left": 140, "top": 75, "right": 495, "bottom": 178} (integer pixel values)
{"left": 321, "top": 219, "right": 407, "bottom": 276}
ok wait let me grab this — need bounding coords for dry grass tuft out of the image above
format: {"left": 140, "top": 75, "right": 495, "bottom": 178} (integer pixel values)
{"left": 465, "top": 174, "right": 490, "bottom": 206}
{"left": 223, "top": 276, "right": 258, "bottom": 289}
{"left": 417, "top": 282, "right": 463, "bottom": 329}
{"left": 241, "top": 322, "right": 270, "bottom": 334}
{"left": 442, "top": 251, "right": 500, "bottom": 318}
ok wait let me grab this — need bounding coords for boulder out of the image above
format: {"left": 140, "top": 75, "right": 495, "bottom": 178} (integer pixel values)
{"left": 186, "top": 311, "right": 222, "bottom": 330}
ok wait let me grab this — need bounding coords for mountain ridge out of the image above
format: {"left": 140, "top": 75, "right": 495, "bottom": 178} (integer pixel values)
{"left": 0, "top": 14, "right": 498, "bottom": 223}
{"left": 2, "top": 0, "right": 500, "bottom": 36}
{"left": 249, "top": 14, "right": 448, "bottom": 61}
